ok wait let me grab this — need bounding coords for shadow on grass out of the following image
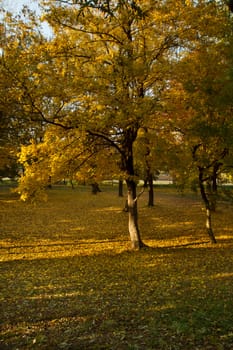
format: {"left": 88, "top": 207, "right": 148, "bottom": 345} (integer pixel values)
{"left": 1, "top": 188, "right": 233, "bottom": 348}
{"left": 1, "top": 243, "right": 233, "bottom": 349}
{"left": 2, "top": 236, "right": 233, "bottom": 262}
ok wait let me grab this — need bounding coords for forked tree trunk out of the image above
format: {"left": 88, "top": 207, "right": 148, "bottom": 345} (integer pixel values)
{"left": 199, "top": 168, "right": 217, "bottom": 244}
{"left": 126, "top": 179, "right": 146, "bottom": 249}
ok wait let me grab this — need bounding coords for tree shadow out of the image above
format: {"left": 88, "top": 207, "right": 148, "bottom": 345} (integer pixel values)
{"left": 1, "top": 242, "right": 233, "bottom": 349}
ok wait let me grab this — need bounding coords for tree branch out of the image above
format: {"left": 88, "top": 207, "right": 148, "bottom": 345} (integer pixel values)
{"left": 86, "top": 129, "right": 124, "bottom": 157}
{"left": 133, "top": 186, "right": 146, "bottom": 203}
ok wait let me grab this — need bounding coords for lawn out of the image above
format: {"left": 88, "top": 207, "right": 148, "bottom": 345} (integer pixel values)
{"left": 1, "top": 185, "right": 233, "bottom": 349}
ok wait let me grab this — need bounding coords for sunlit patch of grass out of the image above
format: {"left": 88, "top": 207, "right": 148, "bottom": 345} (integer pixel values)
{"left": 210, "top": 272, "right": 233, "bottom": 279}
{"left": 0, "top": 239, "right": 128, "bottom": 262}
{"left": 94, "top": 206, "right": 123, "bottom": 212}
{"left": 1, "top": 186, "right": 233, "bottom": 349}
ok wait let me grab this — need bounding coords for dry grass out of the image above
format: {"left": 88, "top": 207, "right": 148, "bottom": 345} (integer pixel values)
{"left": 1, "top": 185, "right": 233, "bottom": 349}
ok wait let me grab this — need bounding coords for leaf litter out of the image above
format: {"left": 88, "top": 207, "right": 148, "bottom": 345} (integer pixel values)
{"left": 1, "top": 186, "right": 233, "bottom": 349}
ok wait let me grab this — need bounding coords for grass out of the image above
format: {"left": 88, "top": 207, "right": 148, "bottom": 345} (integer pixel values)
{"left": 1, "top": 185, "right": 233, "bottom": 349}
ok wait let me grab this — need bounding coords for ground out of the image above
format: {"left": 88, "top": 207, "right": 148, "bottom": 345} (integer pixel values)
{"left": 1, "top": 185, "right": 233, "bottom": 349}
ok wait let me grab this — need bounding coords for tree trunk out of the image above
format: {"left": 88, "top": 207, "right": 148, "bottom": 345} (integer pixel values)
{"left": 118, "top": 179, "right": 123, "bottom": 197}
{"left": 91, "top": 182, "right": 101, "bottom": 194}
{"left": 142, "top": 127, "right": 154, "bottom": 207}
{"left": 148, "top": 173, "right": 154, "bottom": 207}
{"left": 121, "top": 127, "right": 147, "bottom": 249}
{"left": 126, "top": 179, "right": 146, "bottom": 249}
{"left": 47, "top": 175, "right": 52, "bottom": 189}
{"left": 205, "top": 207, "right": 216, "bottom": 244}
{"left": 198, "top": 168, "right": 217, "bottom": 244}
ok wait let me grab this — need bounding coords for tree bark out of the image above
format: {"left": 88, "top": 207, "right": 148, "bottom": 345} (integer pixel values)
{"left": 198, "top": 168, "right": 217, "bottom": 244}
{"left": 120, "top": 127, "right": 147, "bottom": 249}
{"left": 126, "top": 179, "right": 146, "bottom": 249}
{"left": 205, "top": 208, "right": 216, "bottom": 244}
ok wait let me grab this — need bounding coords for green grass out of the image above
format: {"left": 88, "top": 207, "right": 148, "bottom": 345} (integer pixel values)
{"left": 1, "top": 186, "right": 233, "bottom": 349}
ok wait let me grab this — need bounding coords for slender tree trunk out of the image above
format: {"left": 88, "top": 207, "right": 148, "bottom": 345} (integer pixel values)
{"left": 70, "top": 179, "right": 75, "bottom": 189}
{"left": 118, "top": 179, "right": 123, "bottom": 197}
{"left": 198, "top": 168, "right": 217, "bottom": 244}
{"left": 142, "top": 127, "right": 154, "bottom": 207}
{"left": 148, "top": 173, "right": 154, "bottom": 207}
{"left": 126, "top": 179, "right": 146, "bottom": 249}
{"left": 47, "top": 175, "right": 52, "bottom": 189}
{"left": 205, "top": 208, "right": 216, "bottom": 243}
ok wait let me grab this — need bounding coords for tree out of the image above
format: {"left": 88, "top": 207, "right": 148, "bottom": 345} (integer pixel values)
{"left": 3, "top": 0, "right": 232, "bottom": 247}
{"left": 163, "top": 6, "right": 233, "bottom": 243}
{"left": 16, "top": 0, "right": 187, "bottom": 249}
{"left": 0, "top": 8, "right": 50, "bottom": 179}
